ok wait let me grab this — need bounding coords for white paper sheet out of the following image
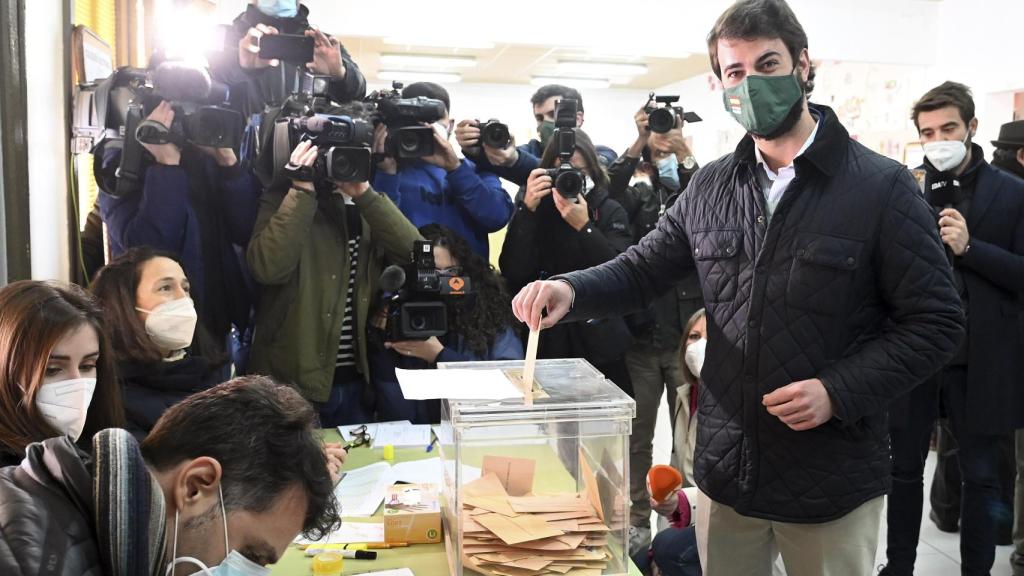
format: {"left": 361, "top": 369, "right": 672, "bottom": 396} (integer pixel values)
{"left": 373, "top": 422, "right": 432, "bottom": 447}
{"left": 396, "top": 368, "right": 523, "bottom": 400}
{"left": 294, "top": 521, "right": 385, "bottom": 546}
{"left": 389, "top": 457, "right": 482, "bottom": 487}
{"left": 334, "top": 461, "right": 392, "bottom": 517}
{"left": 352, "top": 570, "right": 415, "bottom": 576}
{"left": 337, "top": 420, "right": 412, "bottom": 442}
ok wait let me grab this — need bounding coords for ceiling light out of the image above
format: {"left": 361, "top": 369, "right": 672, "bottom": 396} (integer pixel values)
{"left": 383, "top": 37, "right": 494, "bottom": 50}
{"left": 378, "top": 70, "right": 462, "bottom": 84}
{"left": 379, "top": 54, "right": 477, "bottom": 68}
{"left": 530, "top": 76, "right": 610, "bottom": 90}
{"left": 558, "top": 61, "right": 648, "bottom": 77}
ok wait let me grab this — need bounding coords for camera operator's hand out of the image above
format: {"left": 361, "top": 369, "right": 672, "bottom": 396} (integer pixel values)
{"left": 373, "top": 124, "right": 397, "bottom": 175}
{"left": 423, "top": 125, "right": 461, "bottom": 172}
{"left": 335, "top": 181, "right": 369, "bottom": 199}
{"left": 140, "top": 102, "right": 181, "bottom": 166}
{"left": 287, "top": 140, "right": 318, "bottom": 193}
{"left": 649, "top": 114, "right": 692, "bottom": 160}
{"left": 196, "top": 146, "right": 238, "bottom": 168}
{"left": 553, "top": 188, "right": 589, "bottom": 231}
{"left": 512, "top": 280, "right": 574, "bottom": 332}
{"left": 239, "top": 24, "right": 280, "bottom": 69}
{"left": 626, "top": 105, "right": 652, "bottom": 159}
{"left": 454, "top": 119, "right": 482, "bottom": 157}
{"left": 306, "top": 28, "right": 345, "bottom": 78}
{"left": 483, "top": 135, "right": 518, "bottom": 168}
{"left": 385, "top": 337, "right": 444, "bottom": 363}
{"left": 524, "top": 168, "right": 553, "bottom": 212}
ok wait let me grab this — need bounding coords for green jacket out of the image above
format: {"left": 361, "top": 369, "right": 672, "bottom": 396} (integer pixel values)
{"left": 247, "top": 185, "right": 421, "bottom": 403}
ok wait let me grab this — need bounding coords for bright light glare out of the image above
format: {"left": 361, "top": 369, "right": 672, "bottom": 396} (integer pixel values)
{"left": 378, "top": 70, "right": 463, "bottom": 84}
{"left": 154, "top": 0, "right": 220, "bottom": 67}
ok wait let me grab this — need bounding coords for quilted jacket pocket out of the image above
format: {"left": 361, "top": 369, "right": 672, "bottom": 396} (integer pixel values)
{"left": 787, "top": 232, "right": 864, "bottom": 315}
{"left": 693, "top": 229, "right": 743, "bottom": 303}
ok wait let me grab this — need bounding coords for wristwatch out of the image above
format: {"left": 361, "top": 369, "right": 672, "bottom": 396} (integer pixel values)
{"left": 681, "top": 155, "right": 697, "bottom": 170}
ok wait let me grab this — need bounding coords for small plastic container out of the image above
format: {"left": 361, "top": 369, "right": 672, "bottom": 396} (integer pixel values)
{"left": 311, "top": 552, "right": 343, "bottom": 576}
{"left": 436, "top": 358, "right": 635, "bottom": 576}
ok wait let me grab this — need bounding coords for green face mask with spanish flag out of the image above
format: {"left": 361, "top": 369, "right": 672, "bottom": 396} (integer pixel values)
{"left": 722, "top": 70, "right": 804, "bottom": 137}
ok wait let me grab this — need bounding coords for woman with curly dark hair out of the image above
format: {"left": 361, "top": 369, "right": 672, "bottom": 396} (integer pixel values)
{"left": 370, "top": 224, "right": 524, "bottom": 423}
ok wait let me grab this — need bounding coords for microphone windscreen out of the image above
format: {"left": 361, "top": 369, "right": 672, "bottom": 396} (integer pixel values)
{"left": 152, "top": 61, "right": 212, "bottom": 103}
{"left": 380, "top": 265, "right": 406, "bottom": 293}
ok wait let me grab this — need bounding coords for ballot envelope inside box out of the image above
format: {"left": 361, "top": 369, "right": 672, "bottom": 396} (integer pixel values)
{"left": 435, "top": 359, "right": 636, "bottom": 576}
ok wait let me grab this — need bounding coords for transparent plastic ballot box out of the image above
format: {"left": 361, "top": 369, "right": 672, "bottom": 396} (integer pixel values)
{"left": 436, "top": 358, "right": 636, "bottom": 576}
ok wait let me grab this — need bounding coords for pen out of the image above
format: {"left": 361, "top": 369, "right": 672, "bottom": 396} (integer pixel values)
{"left": 366, "top": 542, "right": 408, "bottom": 549}
{"left": 425, "top": 437, "right": 438, "bottom": 453}
{"left": 340, "top": 549, "right": 377, "bottom": 559}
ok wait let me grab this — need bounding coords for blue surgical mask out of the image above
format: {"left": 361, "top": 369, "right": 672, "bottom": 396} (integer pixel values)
{"left": 657, "top": 155, "right": 680, "bottom": 191}
{"left": 255, "top": 0, "right": 298, "bottom": 19}
{"left": 165, "top": 484, "right": 272, "bottom": 576}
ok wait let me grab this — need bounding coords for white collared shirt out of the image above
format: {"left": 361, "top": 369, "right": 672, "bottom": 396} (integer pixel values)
{"left": 753, "top": 118, "right": 820, "bottom": 221}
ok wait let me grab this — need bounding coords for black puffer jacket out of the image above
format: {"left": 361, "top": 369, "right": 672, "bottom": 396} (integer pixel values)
{"left": 560, "top": 104, "right": 965, "bottom": 522}
{"left": 0, "top": 438, "right": 100, "bottom": 574}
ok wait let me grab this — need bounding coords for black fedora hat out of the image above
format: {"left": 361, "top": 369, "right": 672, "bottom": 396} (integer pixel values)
{"left": 991, "top": 120, "right": 1024, "bottom": 149}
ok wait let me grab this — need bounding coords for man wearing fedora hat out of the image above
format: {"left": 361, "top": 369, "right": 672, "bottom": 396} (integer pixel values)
{"left": 992, "top": 118, "right": 1024, "bottom": 576}
{"left": 880, "top": 82, "right": 1024, "bottom": 576}
{"left": 992, "top": 120, "right": 1024, "bottom": 180}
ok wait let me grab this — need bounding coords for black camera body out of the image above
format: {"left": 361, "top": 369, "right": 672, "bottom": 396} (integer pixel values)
{"left": 644, "top": 92, "right": 702, "bottom": 134}
{"left": 272, "top": 113, "right": 375, "bottom": 184}
{"left": 478, "top": 118, "right": 511, "bottom": 149}
{"left": 92, "top": 64, "right": 243, "bottom": 197}
{"left": 383, "top": 241, "right": 472, "bottom": 341}
{"left": 545, "top": 98, "right": 585, "bottom": 199}
{"left": 366, "top": 83, "right": 446, "bottom": 159}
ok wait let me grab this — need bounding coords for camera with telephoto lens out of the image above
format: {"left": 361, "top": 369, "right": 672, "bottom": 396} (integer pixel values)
{"left": 366, "top": 82, "right": 446, "bottom": 159}
{"left": 271, "top": 112, "right": 375, "bottom": 184}
{"left": 90, "top": 62, "right": 243, "bottom": 197}
{"left": 478, "top": 118, "right": 511, "bottom": 149}
{"left": 544, "top": 98, "right": 585, "bottom": 199}
{"left": 381, "top": 240, "right": 472, "bottom": 341}
{"left": 644, "top": 92, "right": 703, "bottom": 134}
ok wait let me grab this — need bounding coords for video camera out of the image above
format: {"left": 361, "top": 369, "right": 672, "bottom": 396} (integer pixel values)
{"left": 644, "top": 92, "right": 702, "bottom": 134}
{"left": 272, "top": 113, "right": 375, "bottom": 184}
{"left": 381, "top": 241, "right": 472, "bottom": 341}
{"left": 92, "top": 63, "right": 243, "bottom": 197}
{"left": 544, "top": 98, "right": 585, "bottom": 199}
{"left": 477, "top": 118, "right": 511, "bottom": 149}
{"left": 366, "top": 82, "right": 446, "bottom": 159}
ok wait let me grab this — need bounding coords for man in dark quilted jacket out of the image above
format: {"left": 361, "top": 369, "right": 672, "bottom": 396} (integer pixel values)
{"left": 512, "top": 1, "right": 964, "bottom": 574}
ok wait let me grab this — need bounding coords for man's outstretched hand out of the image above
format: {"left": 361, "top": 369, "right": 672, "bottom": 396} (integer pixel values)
{"left": 511, "top": 280, "right": 574, "bottom": 332}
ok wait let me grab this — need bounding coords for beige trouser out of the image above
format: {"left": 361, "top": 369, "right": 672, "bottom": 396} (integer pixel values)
{"left": 696, "top": 491, "right": 883, "bottom": 576}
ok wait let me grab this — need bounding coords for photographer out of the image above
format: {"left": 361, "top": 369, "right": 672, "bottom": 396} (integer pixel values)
{"left": 96, "top": 98, "right": 261, "bottom": 365}
{"left": 210, "top": 0, "right": 366, "bottom": 121}
{"left": 609, "top": 103, "right": 704, "bottom": 554}
{"left": 246, "top": 103, "right": 421, "bottom": 426}
{"left": 499, "top": 128, "right": 634, "bottom": 395}
{"left": 456, "top": 84, "right": 584, "bottom": 186}
{"left": 370, "top": 224, "right": 525, "bottom": 424}
{"left": 371, "top": 83, "right": 514, "bottom": 259}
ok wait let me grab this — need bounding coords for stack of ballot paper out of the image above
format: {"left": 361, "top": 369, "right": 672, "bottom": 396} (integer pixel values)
{"left": 459, "top": 456, "right": 612, "bottom": 576}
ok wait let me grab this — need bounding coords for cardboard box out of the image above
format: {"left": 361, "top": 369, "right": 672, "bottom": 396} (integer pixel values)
{"left": 383, "top": 483, "right": 442, "bottom": 544}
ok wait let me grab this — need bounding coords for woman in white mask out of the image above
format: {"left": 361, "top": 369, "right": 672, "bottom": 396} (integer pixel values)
{"left": 673, "top": 308, "right": 707, "bottom": 487}
{"left": 0, "top": 281, "right": 124, "bottom": 467}
{"left": 90, "top": 247, "right": 226, "bottom": 439}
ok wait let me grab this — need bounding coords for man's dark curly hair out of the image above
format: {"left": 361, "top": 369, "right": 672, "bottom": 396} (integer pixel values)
{"left": 140, "top": 375, "right": 341, "bottom": 540}
{"left": 420, "top": 224, "right": 517, "bottom": 358}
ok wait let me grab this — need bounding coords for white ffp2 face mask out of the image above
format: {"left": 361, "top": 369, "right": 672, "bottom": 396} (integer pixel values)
{"left": 136, "top": 297, "right": 198, "bottom": 352}
{"left": 35, "top": 377, "right": 97, "bottom": 441}
{"left": 923, "top": 132, "right": 970, "bottom": 173}
{"left": 685, "top": 338, "right": 706, "bottom": 380}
